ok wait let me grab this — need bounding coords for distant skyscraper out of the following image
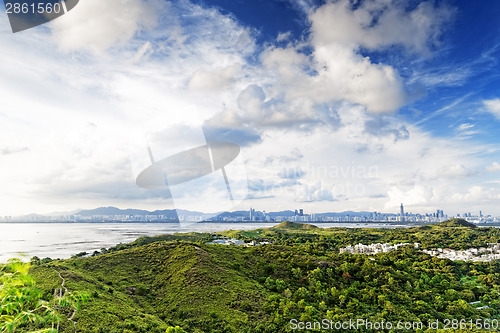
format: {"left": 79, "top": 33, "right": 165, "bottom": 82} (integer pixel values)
{"left": 299, "top": 209, "right": 304, "bottom": 216}
{"left": 400, "top": 203, "right": 405, "bottom": 222}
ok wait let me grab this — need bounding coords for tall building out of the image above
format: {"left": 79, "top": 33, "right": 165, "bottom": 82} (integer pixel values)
{"left": 299, "top": 209, "right": 304, "bottom": 216}
{"left": 400, "top": 203, "right": 405, "bottom": 222}
{"left": 249, "top": 207, "right": 255, "bottom": 221}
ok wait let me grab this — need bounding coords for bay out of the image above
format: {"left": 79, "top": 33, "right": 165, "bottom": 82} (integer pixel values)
{"left": 0, "top": 221, "right": 408, "bottom": 262}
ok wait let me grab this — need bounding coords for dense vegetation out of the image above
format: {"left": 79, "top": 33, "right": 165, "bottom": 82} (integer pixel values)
{"left": 4, "top": 219, "right": 500, "bottom": 332}
{"left": 0, "top": 259, "right": 88, "bottom": 332}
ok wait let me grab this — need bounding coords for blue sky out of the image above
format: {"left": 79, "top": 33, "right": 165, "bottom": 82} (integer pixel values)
{"left": 1, "top": 0, "right": 500, "bottom": 216}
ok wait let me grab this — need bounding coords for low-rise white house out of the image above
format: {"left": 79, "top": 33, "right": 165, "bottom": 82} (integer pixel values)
{"left": 340, "top": 243, "right": 500, "bottom": 262}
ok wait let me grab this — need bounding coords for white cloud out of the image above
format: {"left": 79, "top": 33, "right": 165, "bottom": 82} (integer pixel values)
{"left": 50, "top": 0, "right": 164, "bottom": 53}
{"left": 387, "top": 184, "right": 435, "bottom": 207}
{"left": 286, "top": 0, "right": 317, "bottom": 14}
{"left": 1, "top": 0, "right": 496, "bottom": 217}
{"left": 261, "top": 47, "right": 310, "bottom": 84}
{"left": 457, "top": 123, "right": 474, "bottom": 131}
{"left": 276, "top": 31, "right": 292, "bottom": 42}
{"left": 413, "top": 66, "right": 472, "bottom": 87}
{"left": 309, "top": 0, "right": 453, "bottom": 54}
{"left": 486, "top": 162, "right": 500, "bottom": 173}
{"left": 310, "top": 45, "right": 407, "bottom": 113}
{"left": 188, "top": 64, "right": 242, "bottom": 91}
{"left": 437, "top": 164, "right": 477, "bottom": 179}
{"left": 298, "top": 182, "right": 335, "bottom": 202}
{"left": 448, "top": 186, "right": 500, "bottom": 204}
{"left": 261, "top": 0, "right": 454, "bottom": 114}
{"left": 484, "top": 99, "right": 500, "bottom": 119}
{"left": 0, "top": 0, "right": 257, "bottom": 215}
{"left": 209, "top": 84, "right": 325, "bottom": 128}
{"left": 238, "top": 100, "right": 487, "bottom": 214}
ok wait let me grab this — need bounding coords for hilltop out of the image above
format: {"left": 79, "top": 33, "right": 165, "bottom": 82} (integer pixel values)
{"left": 271, "top": 221, "right": 319, "bottom": 230}
{"left": 434, "top": 218, "right": 477, "bottom": 228}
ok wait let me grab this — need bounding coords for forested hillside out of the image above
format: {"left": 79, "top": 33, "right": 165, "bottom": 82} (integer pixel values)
{"left": 6, "top": 220, "right": 500, "bottom": 332}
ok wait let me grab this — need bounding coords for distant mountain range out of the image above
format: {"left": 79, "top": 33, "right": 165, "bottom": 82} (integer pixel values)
{"left": 77, "top": 207, "right": 180, "bottom": 218}
{"left": 9, "top": 206, "right": 397, "bottom": 222}
{"left": 65, "top": 206, "right": 391, "bottom": 218}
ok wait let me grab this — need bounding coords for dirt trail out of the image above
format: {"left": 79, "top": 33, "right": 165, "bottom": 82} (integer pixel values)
{"left": 54, "top": 270, "right": 78, "bottom": 332}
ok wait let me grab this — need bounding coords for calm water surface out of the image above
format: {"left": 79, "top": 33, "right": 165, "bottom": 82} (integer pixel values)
{"left": 0, "top": 222, "right": 407, "bottom": 262}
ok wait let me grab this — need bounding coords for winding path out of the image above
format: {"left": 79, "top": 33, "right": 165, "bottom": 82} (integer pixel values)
{"left": 54, "top": 270, "right": 78, "bottom": 332}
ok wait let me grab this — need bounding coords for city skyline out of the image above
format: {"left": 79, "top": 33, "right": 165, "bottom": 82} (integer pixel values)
{"left": 1, "top": 1, "right": 500, "bottom": 216}
{"left": 2, "top": 203, "right": 499, "bottom": 224}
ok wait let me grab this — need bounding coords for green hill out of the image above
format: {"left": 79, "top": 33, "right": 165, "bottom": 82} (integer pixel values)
{"left": 434, "top": 218, "right": 477, "bottom": 228}
{"left": 25, "top": 222, "right": 500, "bottom": 332}
{"left": 32, "top": 242, "right": 275, "bottom": 332}
{"left": 272, "top": 221, "right": 318, "bottom": 230}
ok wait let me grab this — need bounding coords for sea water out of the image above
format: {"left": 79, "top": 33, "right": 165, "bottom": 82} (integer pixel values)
{"left": 0, "top": 222, "right": 407, "bottom": 262}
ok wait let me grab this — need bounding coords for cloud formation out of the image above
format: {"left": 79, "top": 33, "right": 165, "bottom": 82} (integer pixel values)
{"left": 484, "top": 99, "right": 500, "bottom": 119}
{"left": 1, "top": 0, "right": 498, "bottom": 217}
{"left": 50, "top": 0, "right": 164, "bottom": 53}
{"left": 309, "top": 0, "right": 453, "bottom": 53}
{"left": 280, "top": 0, "right": 450, "bottom": 114}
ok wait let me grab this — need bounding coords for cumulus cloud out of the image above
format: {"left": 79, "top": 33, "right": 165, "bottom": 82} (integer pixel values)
{"left": 484, "top": 99, "right": 500, "bottom": 119}
{"left": 448, "top": 185, "right": 500, "bottom": 204}
{"left": 269, "top": 0, "right": 455, "bottom": 114}
{"left": 220, "top": 84, "right": 327, "bottom": 128}
{"left": 201, "top": 0, "right": 456, "bottom": 135}
{"left": 309, "top": 0, "right": 453, "bottom": 53}
{"left": 386, "top": 184, "right": 435, "bottom": 207}
{"left": 261, "top": 46, "right": 310, "bottom": 83}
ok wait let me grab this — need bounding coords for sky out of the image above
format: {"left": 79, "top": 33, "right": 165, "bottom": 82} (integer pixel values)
{"left": 0, "top": 0, "right": 500, "bottom": 216}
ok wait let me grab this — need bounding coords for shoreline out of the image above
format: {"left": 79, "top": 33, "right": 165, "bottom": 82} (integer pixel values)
{"left": 2, "top": 220, "right": 500, "bottom": 227}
